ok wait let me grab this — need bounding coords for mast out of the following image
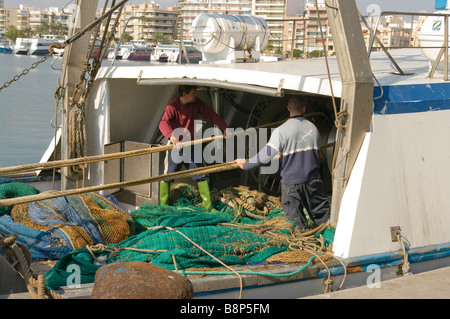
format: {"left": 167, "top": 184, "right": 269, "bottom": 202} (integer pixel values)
{"left": 325, "top": 0, "right": 374, "bottom": 225}
{"left": 60, "top": 0, "right": 99, "bottom": 190}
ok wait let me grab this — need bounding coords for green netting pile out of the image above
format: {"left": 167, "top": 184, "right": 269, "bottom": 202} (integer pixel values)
{"left": 0, "top": 182, "right": 335, "bottom": 291}
{"left": 0, "top": 182, "right": 40, "bottom": 216}
{"left": 44, "top": 199, "right": 293, "bottom": 290}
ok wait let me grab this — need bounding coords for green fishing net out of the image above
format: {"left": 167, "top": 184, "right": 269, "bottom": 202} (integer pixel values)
{"left": 0, "top": 182, "right": 40, "bottom": 216}
{"left": 1, "top": 182, "right": 332, "bottom": 291}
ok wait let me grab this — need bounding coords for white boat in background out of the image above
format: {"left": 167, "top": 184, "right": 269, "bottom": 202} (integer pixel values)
{"left": 13, "top": 35, "right": 63, "bottom": 56}
{"left": 2, "top": 0, "right": 450, "bottom": 300}
{"left": 13, "top": 38, "right": 32, "bottom": 55}
{"left": 29, "top": 35, "right": 64, "bottom": 56}
{"left": 151, "top": 43, "right": 178, "bottom": 62}
{"left": 151, "top": 40, "right": 202, "bottom": 63}
{"left": 108, "top": 40, "right": 152, "bottom": 60}
{"left": 122, "top": 46, "right": 152, "bottom": 60}
{"left": 107, "top": 44, "right": 132, "bottom": 60}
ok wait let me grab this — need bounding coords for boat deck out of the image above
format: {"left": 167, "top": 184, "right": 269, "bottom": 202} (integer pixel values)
{"left": 3, "top": 262, "right": 450, "bottom": 299}
{"left": 97, "top": 48, "right": 444, "bottom": 100}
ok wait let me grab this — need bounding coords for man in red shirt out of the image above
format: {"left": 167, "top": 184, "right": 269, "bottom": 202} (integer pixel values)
{"left": 158, "top": 85, "right": 228, "bottom": 211}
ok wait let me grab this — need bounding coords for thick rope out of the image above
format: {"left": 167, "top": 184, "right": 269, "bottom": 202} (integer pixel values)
{"left": 0, "top": 232, "right": 63, "bottom": 299}
{"left": 0, "top": 118, "right": 285, "bottom": 177}
{"left": 0, "top": 162, "right": 239, "bottom": 208}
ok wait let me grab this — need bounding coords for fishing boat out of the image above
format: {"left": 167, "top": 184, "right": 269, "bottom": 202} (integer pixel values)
{"left": 0, "top": 42, "right": 12, "bottom": 54}
{"left": 1, "top": 0, "right": 450, "bottom": 300}
{"left": 151, "top": 40, "right": 202, "bottom": 63}
{"left": 121, "top": 46, "right": 153, "bottom": 60}
{"left": 107, "top": 44, "right": 132, "bottom": 60}
{"left": 108, "top": 40, "right": 153, "bottom": 61}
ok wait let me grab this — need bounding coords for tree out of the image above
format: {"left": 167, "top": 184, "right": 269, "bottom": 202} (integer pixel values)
{"left": 5, "top": 26, "right": 24, "bottom": 42}
{"left": 309, "top": 50, "right": 324, "bottom": 58}
{"left": 152, "top": 32, "right": 165, "bottom": 44}
{"left": 264, "top": 41, "right": 274, "bottom": 53}
{"left": 34, "top": 23, "right": 49, "bottom": 37}
{"left": 50, "top": 23, "right": 67, "bottom": 37}
{"left": 122, "top": 32, "right": 133, "bottom": 43}
{"left": 293, "top": 49, "right": 303, "bottom": 58}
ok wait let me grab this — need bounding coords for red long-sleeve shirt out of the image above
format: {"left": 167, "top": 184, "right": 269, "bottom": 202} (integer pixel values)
{"left": 159, "top": 96, "right": 228, "bottom": 141}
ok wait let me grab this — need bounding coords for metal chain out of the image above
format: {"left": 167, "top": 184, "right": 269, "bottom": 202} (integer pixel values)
{"left": 0, "top": 0, "right": 129, "bottom": 94}
{"left": 0, "top": 52, "right": 54, "bottom": 92}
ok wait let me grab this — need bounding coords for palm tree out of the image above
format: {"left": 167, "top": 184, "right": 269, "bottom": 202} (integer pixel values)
{"left": 151, "top": 32, "right": 165, "bottom": 45}
{"left": 50, "top": 23, "right": 67, "bottom": 37}
{"left": 34, "top": 23, "right": 49, "bottom": 37}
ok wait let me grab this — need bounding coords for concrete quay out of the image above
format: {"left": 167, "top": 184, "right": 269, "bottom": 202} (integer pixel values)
{"left": 302, "top": 266, "right": 450, "bottom": 299}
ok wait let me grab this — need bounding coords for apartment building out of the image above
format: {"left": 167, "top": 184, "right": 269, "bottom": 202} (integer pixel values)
{"left": 361, "top": 15, "right": 420, "bottom": 51}
{"left": 0, "top": 5, "right": 72, "bottom": 38}
{"left": 106, "top": 2, "right": 179, "bottom": 45}
{"left": 2, "top": 1, "right": 312, "bottom": 56}
{"left": 179, "top": 0, "right": 252, "bottom": 36}
{"left": 253, "top": 0, "right": 286, "bottom": 51}
{"left": 303, "top": 1, "right": 332, "bottom": 53}
{"left": 283, "top": 0, "right": 333, "bottom": 56}
{"left": 0, "top": 0, "right": 5, "bottom": 37}
{"left": 29, "top": 7, "right": 71, "bottom": 31}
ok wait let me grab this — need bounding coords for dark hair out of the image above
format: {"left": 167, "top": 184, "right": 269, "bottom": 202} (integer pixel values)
{"left": 288, "top": 95, "right": 307, "bottom": 112}
{"left": 178, "top": 85, "right": 197, "bottom": 96}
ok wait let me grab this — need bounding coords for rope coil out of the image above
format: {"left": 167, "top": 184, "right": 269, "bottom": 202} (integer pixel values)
{"left": 0, "top": 232, "right": 63, "bottom": 299}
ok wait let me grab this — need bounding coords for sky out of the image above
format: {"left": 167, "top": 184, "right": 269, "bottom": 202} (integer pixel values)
{"left": 3, "top": 0, "right": 438, "bottom": 16}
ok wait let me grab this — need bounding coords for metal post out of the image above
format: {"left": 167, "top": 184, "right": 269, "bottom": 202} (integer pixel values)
{"left": 291, "top": 20, "right": 297, "bottom": 58}
{"left": 303, "top": 20, "right": 307, "bottom": 56}
{"left": 325, "top": 0, "right": 374, "bottom": 226}
{"left": 445, "top": 15, "right": 449, "bottom": 81}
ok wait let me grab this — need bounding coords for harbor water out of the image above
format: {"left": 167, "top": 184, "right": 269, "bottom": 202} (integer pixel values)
{"left": 0, "top": 53, "right": 148, "bottom": 168}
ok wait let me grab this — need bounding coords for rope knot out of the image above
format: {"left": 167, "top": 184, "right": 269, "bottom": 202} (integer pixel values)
{"left": 323, "top": 278, "right": 333, "bottom": 293}
{"left": 0, "top": 233, "right": 18, "bottom": 246}
{"left": 335, "top": 110, "right": 348, "bottom": 131}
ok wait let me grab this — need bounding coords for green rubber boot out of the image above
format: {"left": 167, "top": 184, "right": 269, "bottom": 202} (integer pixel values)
{"left": 159, "top": 182, "right": 170, "bottom": 206}
{"left": 197, "top": 180, "right": 217, "bottom": 212}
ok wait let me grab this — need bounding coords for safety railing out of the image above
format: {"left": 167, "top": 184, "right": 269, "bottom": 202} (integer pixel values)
{"left": 363, "top": 11, "right": 450, "bottom": 80}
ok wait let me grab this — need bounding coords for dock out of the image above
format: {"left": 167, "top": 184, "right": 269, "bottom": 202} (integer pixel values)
{"left": 302, "top": 266, "right": 450, "bottom": 299}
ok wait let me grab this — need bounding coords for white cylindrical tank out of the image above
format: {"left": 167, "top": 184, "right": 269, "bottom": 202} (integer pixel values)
{"left": 417, "top": 11, "right": 450, "bottom": 68}
{"left": 191, "top": 14, "right": 269, "bottom": 54}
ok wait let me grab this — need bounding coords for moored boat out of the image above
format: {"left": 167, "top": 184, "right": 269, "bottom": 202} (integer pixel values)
{"left": 0, "top": 42, "right": 12, "bottom": 54}
{"left": 108, "top": 40, "right": 152, "bottom": 60}
{"left": 121, "top": 46, "right": 152, "bottom": 60}
{"left": 29, "top": 35, "right": 63, "bottom": 56}
{"left": 107, "top": 44, "right": 132, "bottom": 59}
{"left": 151, "top": 40, "right": 202, "bottom": 63}
{"left": 13, "top": 38, "right": 32, "bottom": 55}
